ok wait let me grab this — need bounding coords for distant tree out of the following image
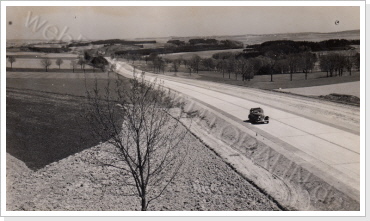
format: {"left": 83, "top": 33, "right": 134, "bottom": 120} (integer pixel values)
{"left": 151, "top": 56, "right": 166, "bottom": 74}
{"left": 255, "top": 56, "right": 274, "bottom": 81}
{"left": 56, "top": 58, "right": 64, "bottom": 69}
{"left": 189, "top": 55, "right": 201, "bottom": 74}
{"left": 353, "top": 53, "right": 360, "bottom": 71}
{"left": 336, "top": 54, "right": 346, "bottom": 76}
{"left": 217, "top": 59, "right": 227, "bottom": 78}
{"left": 40, "top": 58, "right": 52, "bottom": 72}
{"left": 70, "top": 60, "right": 77, "bottom": 73}
{"left": 225, "top": 57, "right": 235, "bottom": 79}
{"left": 144, "top": 56, "right": 149, "bottom": 64}
{"left": 212, "top": 52, "right": 234, "bottom": 60}
{"left": 172, "top": 59, "right": 181, "bottom": 74}
{"left": 319, "top": 53, "right": 344, "bottom": 77}
{"left": 287, "top": 54, "right": 300, "bottom": 81}
{"left": 248, "top": 57, "right": 263, "bottom": 80}
{"left": 273, "top": 58, "right": 289, "bottom": 75}
{"left": 257, "top": 63, "right": 273, "bottom": 82}
{"left": 164, "top": 58, "right": 172, "bottom": 65}
{"left": 235, "top": 58, "right": 250, "bottom": 81}
{"left": 7, "top": 56, "right": 16, "bottom": 70}
{"left": 148, "top": 53, "right": 159, "bottom": 63}
{"left": 182, "top": 59, "right": 188, "bottom": 68}
{"left": 215, "top": 60, "right": 224, "bottom": 77}
{"left": 300, "top": 52, "right": 317, "bottom": 80}
{"left": 78, "top": 57, "right": 86, "bottom": 73}
{"left": 202, "top": 58, "right": 215, "bottom": 71}
{"left": 344, "top": 53, "right": 355, "bottom": 76}
{"left": 326, "top": 54, "right": 337, "bottom": 77}
{"left": 130, "top": 54, "right": 139, "bottom": 64}
{"left": 319, "top": 55, "right": 330, "bottom": 77}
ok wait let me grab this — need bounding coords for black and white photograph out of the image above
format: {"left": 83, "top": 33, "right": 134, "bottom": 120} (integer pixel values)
{"left": 1, "top": 1, "right": 365, "bottom": 215}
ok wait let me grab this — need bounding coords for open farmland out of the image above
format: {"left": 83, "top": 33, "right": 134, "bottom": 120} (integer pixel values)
{"left": 7, "top": 58, "right": 84, "bottom": 69}
{"left": 195, "top": 70, "right": 360, "bottom": 90}
{"left": 6, "top": 52, "right": 79, "bottom": 58}
{"left": 6, "top": 72, "right": 125, "bottom": 170}
{"left": 161, "top": 48, "right": 244, "bottom": 60}
{"left": 138, "top": 63, "right": 360, "bottom": 92}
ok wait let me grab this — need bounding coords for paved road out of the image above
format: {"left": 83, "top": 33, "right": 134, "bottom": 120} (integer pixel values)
{"left": 110, "top": 59, "right": 360, "bottom": 200}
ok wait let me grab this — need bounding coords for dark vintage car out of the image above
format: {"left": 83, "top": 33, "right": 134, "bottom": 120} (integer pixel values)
{"left": 248, "top": 107, "right": 269, "bottom": 124}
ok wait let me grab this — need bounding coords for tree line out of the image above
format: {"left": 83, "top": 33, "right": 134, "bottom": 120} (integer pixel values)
{"left": 115, "top": 39, "right": 243, "bottom": 57}
{"left": 246, "top": 39, "right": 360, "bottom": 53}
{"left": 6, "top": 55, "right": 108, "bottom": 73}
{"left": 319, "top": 52, "right": 360, "bottom": 77}
{"left": 118, "top": 49, "right": 359, "bottom": 82}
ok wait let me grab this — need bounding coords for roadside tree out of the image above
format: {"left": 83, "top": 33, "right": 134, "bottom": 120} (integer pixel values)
{"left": 70, "top": 60, "right": 78, "bottom": 73}
{"left": 344, "top": 54, "right": 355, "bottom": 76}
{"left": 172, "top": 59, "right": 181, "bottom": 74}
{"left": 225, "top": 57, "right": 235, "bottom": 79}
{"left": 287, "top": 54, "right": 300, "bottom": 81}
{"left": 216, "top": 59, "right": 226, "bottom": 78}
{"left": 353, "top": 53, "right": 360, "bottom": 71}
{"left": 189, "top": 55, "right": 201, "bottom": 74}
{"left": 56, "top": 58, "right": 64, "bottom": 69}
{"left": 202, "top": 58, "right": 215, "bottom": 71}
{"left": 7, "top": 56, "right": 16, "bottom": 70}
{"left": 84, "top": 76, "right": 190, "bottom": 211}
{"left": 300, "top": 52, "right": 317, "bottom": 80}
{"left": 78, "top": 58, "right": 87, "bottom": 73}
{"left": 151, "top": 56, "right": 166, "bottom": 74}
{"left": 40, "top": 58, "right": 52, "bottom": 72}
{"left": 319, "top": 55, "right": 330, "bottom": 77}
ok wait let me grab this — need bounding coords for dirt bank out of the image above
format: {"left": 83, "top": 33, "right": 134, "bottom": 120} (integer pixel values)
{"left": 7, "top": 124, "right": 281, "bottom": 211}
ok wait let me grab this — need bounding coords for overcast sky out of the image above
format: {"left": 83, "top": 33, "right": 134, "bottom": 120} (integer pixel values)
{"left": 6, "top": 6, "right": 360, "bottom": 40}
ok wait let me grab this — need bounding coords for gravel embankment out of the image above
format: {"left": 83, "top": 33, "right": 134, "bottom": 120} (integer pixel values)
{"left": 7, "top": 130, "right": 281, "bottom": 211}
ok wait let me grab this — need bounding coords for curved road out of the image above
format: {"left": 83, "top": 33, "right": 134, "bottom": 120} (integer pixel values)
{"left": 110, "top": 59, "right": 360, "bottom": 201}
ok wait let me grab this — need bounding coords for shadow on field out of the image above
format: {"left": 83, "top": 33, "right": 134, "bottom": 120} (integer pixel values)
{"left": 6, "top": 76, "right": 127, "bottom": 171}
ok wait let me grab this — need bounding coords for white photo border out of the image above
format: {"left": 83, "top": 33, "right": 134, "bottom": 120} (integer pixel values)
{"left": 1, "top": 0, "right": 366, "bottom": 217}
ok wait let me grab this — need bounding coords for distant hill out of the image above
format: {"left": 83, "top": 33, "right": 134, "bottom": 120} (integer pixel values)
{"left": 236, "top": 30, "right": 360, "bottom": 46}
{"left": 135, "top": 30, "right": 360, "bottom": 45}
{"left": 7, "top": 30, "right": 360, "bottom": 48}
